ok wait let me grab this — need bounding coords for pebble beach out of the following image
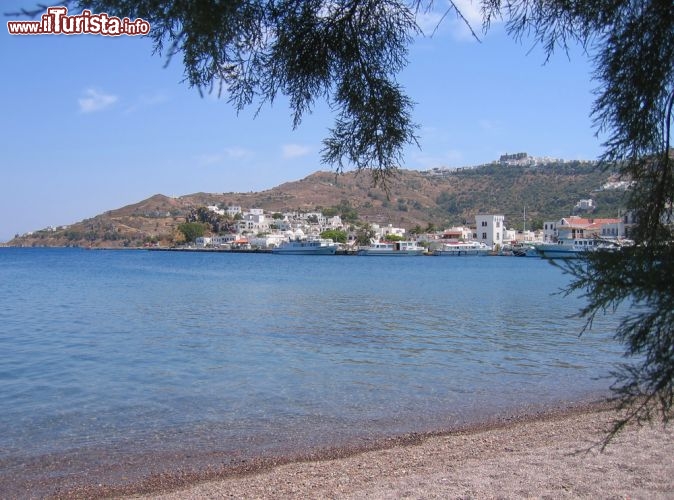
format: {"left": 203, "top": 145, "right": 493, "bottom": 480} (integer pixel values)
{"left": 42, "top": 402, "right": 672, "bottom": 499}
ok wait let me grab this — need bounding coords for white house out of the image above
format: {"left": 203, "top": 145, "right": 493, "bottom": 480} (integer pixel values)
{"left": 248, "top": 234, "right": 287, "bottom": 248}
{"left": 441, "top": 226, "right": 473, "bottom": 241}
{"left": 226, "top": 206, "right": 242, "bottom": 217}
{"left": 542, "top": 220, "right": 557, "bottom": 242}
{"left": 574, "top": 199, "right": 594, "bottom": 211}
{"left": 371, "top": 223, "right": 406, "bottom": 240}
{"left": 544, "top": 216, "right": 627, "bottom": 242}
{"left": 238, "top": 210, "right": 270, "bottom": 233}
{"left": 474, "top": 214, "right": 504, "bottom": 249}
{"left": 195, "top": 235, "right": 237, "bottom": 247}
{"left": 207, "top": 205, "right": 225, "bottom": 216}
{"left": 211, "top": 235, "right": 237, "bottom": 246}
{"left": 195, "top": 236, "right": 212, "bottom": 247}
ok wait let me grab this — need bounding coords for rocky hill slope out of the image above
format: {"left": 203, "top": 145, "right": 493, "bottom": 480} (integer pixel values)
{"left": 8, "top": 160, "right": 627, "bottom": 248}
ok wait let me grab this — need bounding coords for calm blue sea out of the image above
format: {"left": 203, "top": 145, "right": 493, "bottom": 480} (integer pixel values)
{"left": 0, "top": 247, "right": 626, "bottom": 493}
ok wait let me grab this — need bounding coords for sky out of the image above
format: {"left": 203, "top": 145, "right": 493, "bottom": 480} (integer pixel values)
{"left": 1, "top": 1, "right": 604, "bottom": 242}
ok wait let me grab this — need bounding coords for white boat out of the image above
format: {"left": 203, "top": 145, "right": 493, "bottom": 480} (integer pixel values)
{"left": 357, "top": 240, "right": 424, "bottom": 256}
{"left": 433, "top": 241, "right": 491, "bottom": 256}
{"left": 512, "top": 244, "right": 540, "bottom": 257}
{"left": 272, "top": 238, "right": 338, "bottom": 255}
{"left": 534, "top": 238, "right": 619, "bottom": 259}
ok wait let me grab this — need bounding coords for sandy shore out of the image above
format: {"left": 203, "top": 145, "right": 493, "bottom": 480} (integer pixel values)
{"left": 115, "top": 404, "right": 674, "bottom": 499}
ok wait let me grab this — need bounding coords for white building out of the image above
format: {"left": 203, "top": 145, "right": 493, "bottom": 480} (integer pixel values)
{"left": 248, "top": 234, "right": 287, "bottom": 248}
{"left": 574, "top": 199, "right": 594, "bottom": 211}
{"left": 207, "top": 205, "right": 225, "bottom": 216}
{"left": 195, "top": 236, "right": 212, "bottom": 247}
{"left": 474, "top": 214, "right": 504, "bottom": 249}
{"left": 238, "top": 210, "right": 270, "bottom": 233}
{"left": 441, "top": 226, "right": 473, "bottom": 241}
{"left": 226, "top": 206, "right": 242, "bottom": 217}
{"left": 542, "top": 220, "right": 558, "bottom": 242}
{"left": 195, "top": 235, "right": 237, "bottom": 247}
{"left": 371, "top": 223, "right": 406, "bottom": 240}
{"left": 544, "top": 216, "right": 627, "bottom": 242}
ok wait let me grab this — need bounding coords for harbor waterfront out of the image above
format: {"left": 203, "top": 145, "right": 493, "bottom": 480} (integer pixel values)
{"left": 0, "top": 247, "right": 627, "bottom": 496}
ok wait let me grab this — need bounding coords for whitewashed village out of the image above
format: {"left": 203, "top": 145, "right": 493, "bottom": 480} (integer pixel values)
{"left": 191, "top": 202, "right": 633, "bottom": 258}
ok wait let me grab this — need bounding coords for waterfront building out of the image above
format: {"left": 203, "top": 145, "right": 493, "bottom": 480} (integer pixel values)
{"left": 543, "top": 216, "right": 627, "bottom": 242}
{"left": 441, "top": 226, "right": 473, "bottom": 240}
{"left": 475, "top": 214, "right": 504, "bottom": 250}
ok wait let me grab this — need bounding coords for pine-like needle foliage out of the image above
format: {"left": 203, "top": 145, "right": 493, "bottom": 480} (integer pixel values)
{"left": 483, "top": 0, "right": 674, "bottom": 441}
{"left": 76, "top": 0, "right": 420, "bottom": 186}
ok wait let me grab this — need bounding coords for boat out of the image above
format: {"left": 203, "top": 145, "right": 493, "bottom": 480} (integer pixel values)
{"left": 433, "top": 241, "right": 491, "bottom": 256}
{"left": 357, "top": 240, "right": 425, "bottom": 256}
{"left": 534, "top": 238, "right": 619, "bottom": 259}
{"left": 272, "top": 237, "right": 338, "bottom": 255}
{"left": 512, "top": 243, "right": 540, "bottom": 257}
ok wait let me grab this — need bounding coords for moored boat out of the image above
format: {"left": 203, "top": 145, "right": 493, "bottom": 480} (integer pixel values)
{"left": 433, "top": 241, "right": 491, "bottom": 256}
{"left": 534, "top": 238, "right": 619, "bottom": 259}
{"left": 512, "top": 244, "right": 540, "bottom": 257}
{"left": 272, "top": 238, "right": 338, "bottom": 255}
{"left": 357, "top": 240, "right": 424, "bottom": 256}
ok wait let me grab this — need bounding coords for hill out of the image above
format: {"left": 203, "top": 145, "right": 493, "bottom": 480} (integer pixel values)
{"left": 8, "top": 160, "right": 628, "bottom": 247}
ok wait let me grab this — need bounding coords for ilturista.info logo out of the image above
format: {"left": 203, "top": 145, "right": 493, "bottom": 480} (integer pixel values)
{"left": 7, "top": 6, "right": 150, "bottom": 36}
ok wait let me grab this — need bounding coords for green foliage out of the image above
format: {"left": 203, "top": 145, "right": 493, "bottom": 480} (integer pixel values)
{"left": 484, "top": 0, "right": 674, "bottom": 441}
{"left": 563, "top": 241, "right": 674, "bottom": 443}
{"left": 320, "top": 207, "right": 338, "bottom": 217}
{"left": 77, "top": 0, "right": 418, "bottom": 183}
{"left": 334, "top": 200, "right": 359, "bottom": 222}
{"left": 320, "top": 229, "right": 347, "bottom": 243}
{"left": 383, "top": 233, "right": 404, "bottom": 241}
{"left": 177, "top": 222, "right": 207, "bottom": 242}
{"left": 187, "top": 206, "right": 236, "bottom": 234}
{"left": 354, "top": 224, "right": 376, "bottom": 246}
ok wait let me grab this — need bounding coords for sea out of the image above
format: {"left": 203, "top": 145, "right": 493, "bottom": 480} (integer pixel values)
{"left": 0, "top": 247, "right": 627, "bottom": 496}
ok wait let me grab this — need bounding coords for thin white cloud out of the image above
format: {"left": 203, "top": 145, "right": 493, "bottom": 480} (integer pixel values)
{"left": 124, "top": 91, "right": 169, "bottom": 113}
{"left": 416, "top": 0, "right": 491, "bottom": 41}
{"left": 196, "top": 147, "right": 254, "bottom": 166}
{"left": 224, "top": 147, "right": 252, "bottom": 160}
{"left": 416, "top": 9, "right": 446, "bottom": 37}
{"left": 78, "top": 88, "right": 118, "bottom": 113}
{"left": 282, "top": 144, "right": 311, "bottom": 159}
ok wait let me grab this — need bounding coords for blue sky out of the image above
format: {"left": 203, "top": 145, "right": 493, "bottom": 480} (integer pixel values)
{"left": 1, "top": 1, "right": 602, "bottom": 242}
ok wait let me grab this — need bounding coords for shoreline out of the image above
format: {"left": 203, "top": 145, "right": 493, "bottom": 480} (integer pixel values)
{"left": 36, "top": 400, "right": 673, "bottom": 499}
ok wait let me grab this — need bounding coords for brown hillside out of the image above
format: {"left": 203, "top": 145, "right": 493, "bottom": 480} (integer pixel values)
{"left": 8, "top": 162, "right": 626, "bottom": 248}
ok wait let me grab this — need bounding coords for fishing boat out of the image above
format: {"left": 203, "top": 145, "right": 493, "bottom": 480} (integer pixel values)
{"left": 433, "top": 241, "right": 491, "bottom": 256}
{"left": 357, "top": 240, "right": 424, "bottom": 256}
{"left": 272, "top": 237, "right": 338, "bottom": 255}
